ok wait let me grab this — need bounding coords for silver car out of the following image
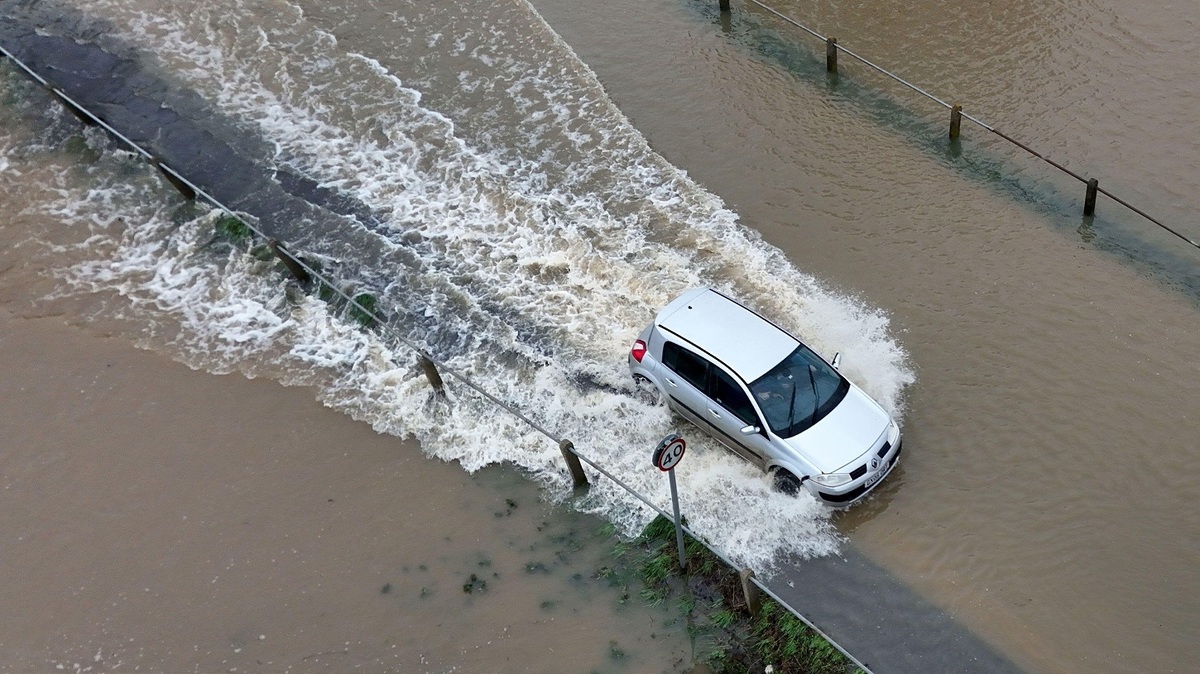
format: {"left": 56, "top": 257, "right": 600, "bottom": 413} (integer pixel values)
{"left": 629, "top": 288, "right": 902, "bottom": 505}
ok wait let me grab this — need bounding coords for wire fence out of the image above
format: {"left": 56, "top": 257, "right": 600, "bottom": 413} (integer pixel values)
{"left": 0, "top": 44, "right": 873, "bottom": 674}
{"left": 740, "top": 0, "right": 1199, "bottom": 252}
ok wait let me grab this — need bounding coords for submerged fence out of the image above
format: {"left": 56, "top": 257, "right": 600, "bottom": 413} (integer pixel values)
{"left": 0, "top": 44, "right": 873, "bottom": 673}
{"left": 729, "top": 0, "right": 1199, "bottom": 252}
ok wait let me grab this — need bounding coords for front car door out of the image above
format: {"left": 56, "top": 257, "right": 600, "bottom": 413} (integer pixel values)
{"left": 704, "top": 367, "right": 773, "bottom": 470}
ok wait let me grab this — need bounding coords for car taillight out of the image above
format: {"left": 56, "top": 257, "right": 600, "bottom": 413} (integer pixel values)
{"left": 630, "top": 339, "right": 647, "bottom": 363}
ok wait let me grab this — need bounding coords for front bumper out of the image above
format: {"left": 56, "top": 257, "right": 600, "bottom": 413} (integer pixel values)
{"left": 815, "top": 436, "right": 903, "bottom": 505}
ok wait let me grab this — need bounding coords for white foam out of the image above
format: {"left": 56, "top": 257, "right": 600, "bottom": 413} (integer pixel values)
{"left": 12, "top": 0, "right": 915, "bottom": 571}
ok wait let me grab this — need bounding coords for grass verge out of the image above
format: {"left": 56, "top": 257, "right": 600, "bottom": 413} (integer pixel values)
{"left": 609, "top": 515, "right": 863, "bottom": 674}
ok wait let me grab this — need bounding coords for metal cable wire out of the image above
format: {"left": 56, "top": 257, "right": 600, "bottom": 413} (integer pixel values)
{"left": 0, "top": 45, "right": 877, "bottom": 673}
{"left": 0, "top": 45, "right": 563, "bottom": 445}
{"left": 745, "top": 0, "right": 953, "bottom": 109}
{"left": 740, "top": 0, "right": 1200, "bottom": 251}
{"left": 568, "top": 447, "right": 871, "bottom": 671}
{"left": 10, "top": 12, "right": 1199, "bottom": 668}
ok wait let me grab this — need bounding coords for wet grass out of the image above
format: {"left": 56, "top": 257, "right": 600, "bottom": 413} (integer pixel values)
{"left": 613, "top": 515, "right": 862, "bottom": 674}
{"left": 213, "top": 213, "right": 252, "bottom": 244}
{"left": 462, "top": 573, "right": 487, "bottom": 594}
{"left": 346, "top": 291, "right": 378, "bottom": 327}
{"left": 495, "top": 497, "right": 518, "bottom": 518}
{"left": 62, "top": 134, "right": 101, "bottom": 163}
{"left": 248, "top": 243, "right": 275, "bottom": 262}
{"left": 195, "top": 213, "right": 394, "bottom": 331}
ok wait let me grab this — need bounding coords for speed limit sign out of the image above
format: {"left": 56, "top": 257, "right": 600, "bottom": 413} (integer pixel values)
{"left": 652, "top": 434, "right": 686, "bottom": 472}
{"left": 653, "top": 433, "right": 689, "bottom": 570}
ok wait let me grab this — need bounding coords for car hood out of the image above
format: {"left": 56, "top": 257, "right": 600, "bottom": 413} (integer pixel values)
{"left": 782, "top": 383, "right": 891, "bottom": 473}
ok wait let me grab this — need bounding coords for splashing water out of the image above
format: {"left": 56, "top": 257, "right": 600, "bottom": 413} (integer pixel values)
{"left": 0, "top": 0, "right": 914, "bottom": 571}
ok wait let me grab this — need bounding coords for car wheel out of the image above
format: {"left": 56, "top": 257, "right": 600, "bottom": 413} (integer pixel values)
{"left": 632, "top": 375, "right": 663, "bottom": 406}
{"left": 773, "top": 470, "right": 802, "bottom": 496}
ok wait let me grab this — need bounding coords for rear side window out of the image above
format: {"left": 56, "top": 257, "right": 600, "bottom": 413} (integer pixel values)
{"left": 662, "top": 341, "right": 709, "bottom": 389}
{"left": 708, "top": 368, "right": 758, "bottom": 426}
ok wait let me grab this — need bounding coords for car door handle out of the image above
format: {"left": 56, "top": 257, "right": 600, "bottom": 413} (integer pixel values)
{"left": 664, "top": 377, "right": 679, "bottom": 388}
{"left": 708, "top": 408, "right": 721, "bottom": 419}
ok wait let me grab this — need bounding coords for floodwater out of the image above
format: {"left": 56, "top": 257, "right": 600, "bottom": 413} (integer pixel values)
{"left": 0, "top": 309, "right": 695, "bottom": 673}
{"left": 1, "top": 0, "right": 1198, "bottom": 673}
{"left": 523, "top": 1, "right": 1200, "bottom": 672}
{"left": 0, "top": 124, "right": 698, "bottom": 670}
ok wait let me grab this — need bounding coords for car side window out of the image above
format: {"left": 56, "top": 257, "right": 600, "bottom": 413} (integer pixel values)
{"left": 662, "top": 341, "right": 709, "bottom": 390}
{"left": 708, "top": 368, "right": 758, "bottom": 427}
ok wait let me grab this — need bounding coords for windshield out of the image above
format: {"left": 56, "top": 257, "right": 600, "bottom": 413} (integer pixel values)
{"left": 748, "top": 346, "right": 849, "bottom": 438}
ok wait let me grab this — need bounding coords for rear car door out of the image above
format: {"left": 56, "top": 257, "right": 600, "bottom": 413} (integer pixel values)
{"left": 660, "top": 341, "right": 711, "bottom": 429}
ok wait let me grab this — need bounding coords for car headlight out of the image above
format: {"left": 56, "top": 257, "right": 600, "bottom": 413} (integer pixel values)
{"left": 887, "top": 419, "right": 900, "bottom": 444}
{"left": 812, "top": 473, "right": 852, "bottom": 488}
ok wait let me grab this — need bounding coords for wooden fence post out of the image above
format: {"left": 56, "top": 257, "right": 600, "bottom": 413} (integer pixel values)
{"left": 1084, "top": 178, "right": 1099, "bottom": 216}
{"left": 826, "top": 37, "right": 838, "bottom": 73}
{"left": 418, "top": 356, "right": 445, "bottom": 396}
{"left": 559, "top": 439, "right": 589, "bottom": 490}
{"left": 949, "top": 104, "right": 963, "bottom": 140}
{"left": 740, "top": 569, "right": 763, "bottom": 615}
{"left": 268, "top": 240, "right": 312, "bottom": 284}
{"left": 150, "top": 158, "right": 197, "bottom": 200}
{"left": 48, "top": 87, "right": 97, "bottom": 126}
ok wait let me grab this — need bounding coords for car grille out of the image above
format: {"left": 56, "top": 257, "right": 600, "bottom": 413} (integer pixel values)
{"left": 819, "top": 442, "right": 903, "bottom": 504}
{"left": 845, "top": 439, "right": 891, "bottom": 483}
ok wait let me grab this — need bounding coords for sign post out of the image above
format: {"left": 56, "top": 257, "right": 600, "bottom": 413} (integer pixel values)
{"left": 652, "top": 433, "right": 688, "bottom": 571}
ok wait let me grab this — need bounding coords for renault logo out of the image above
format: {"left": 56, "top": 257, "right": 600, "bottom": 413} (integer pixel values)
{"left": 870, "top": 457, "right": 880, "bottom": 470}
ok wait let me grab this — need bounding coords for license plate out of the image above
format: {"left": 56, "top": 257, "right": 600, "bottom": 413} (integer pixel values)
{"left": 863, "top": 459, "right": 890, "bottom": 489}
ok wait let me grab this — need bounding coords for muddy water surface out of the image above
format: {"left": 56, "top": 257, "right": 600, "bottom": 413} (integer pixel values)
{"left": 2, "top": 0, "right": 1199, "bottom": 673}
{"left": 0, "top": 308, "right": 696, "bottom": 673}
{"left": 525, "top": 1, "right": 1200, "bottom": 672}
{"left": 0, "top": 98, "right": 695, "bottom": 673}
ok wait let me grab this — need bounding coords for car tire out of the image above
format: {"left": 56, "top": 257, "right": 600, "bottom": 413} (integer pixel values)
{"left": 773, "top": 470, "right": 803, "bottom": 496}
{"left": 632, "top": 375, "right": 663, "bottom": 406}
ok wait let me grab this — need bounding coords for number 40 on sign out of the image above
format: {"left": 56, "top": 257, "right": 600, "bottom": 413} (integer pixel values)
{"left": 652, "top": 434, "right": 686, "bottom": 472}
{"left": 652, "top": 433, "right": 688, "bottom": 570}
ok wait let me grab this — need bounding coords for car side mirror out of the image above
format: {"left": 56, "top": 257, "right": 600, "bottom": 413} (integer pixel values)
{"left": 831, "top": 352, "right": 842, "bottom": 370}
{"left": 740, "top": 425, "right": 761, "bottom": 436}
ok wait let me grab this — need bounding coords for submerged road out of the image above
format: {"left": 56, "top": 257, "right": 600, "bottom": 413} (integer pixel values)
{"left": 0, "top": 11, "right": 1025, "bottom": 674}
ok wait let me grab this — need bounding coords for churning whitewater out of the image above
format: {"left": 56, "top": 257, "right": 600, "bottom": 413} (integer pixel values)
{"left": 0, "top": 0, "right": 913, "bottom": 571}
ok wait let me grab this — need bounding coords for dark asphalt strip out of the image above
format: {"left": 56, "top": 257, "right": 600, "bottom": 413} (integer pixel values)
{"left": 0, "top": 9, "right": 1027, "bottom": 673}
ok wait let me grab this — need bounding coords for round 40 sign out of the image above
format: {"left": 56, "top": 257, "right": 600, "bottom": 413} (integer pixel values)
{"left": 652, "top": 433, "right": 686, "bottom": 472}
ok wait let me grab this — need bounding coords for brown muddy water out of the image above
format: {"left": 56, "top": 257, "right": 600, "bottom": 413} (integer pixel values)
{"left": 0, "top": 110, "right": 695, "bottom": 672}
{"left": 2, "top": 0, "right": 1199, "bottom": 673}
{"left": 525, "top": 0, "right": 1200, "bottom": 672}
{"left": 0, "top": 309, "right": 696, "bottom": 673}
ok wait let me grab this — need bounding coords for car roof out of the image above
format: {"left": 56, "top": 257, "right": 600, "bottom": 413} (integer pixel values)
{"left": 655, "top": 288, "right": 800, "bottom": 382}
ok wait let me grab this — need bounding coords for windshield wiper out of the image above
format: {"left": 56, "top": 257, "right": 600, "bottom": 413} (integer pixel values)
{"left": 787, "top": 378, "right": 797, "bottom": 432}
{"left": 807, "top": 364, "right": 820, "bottom": 428}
